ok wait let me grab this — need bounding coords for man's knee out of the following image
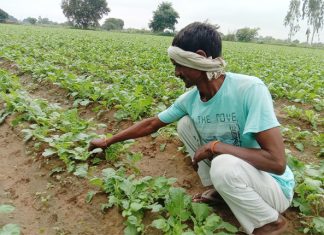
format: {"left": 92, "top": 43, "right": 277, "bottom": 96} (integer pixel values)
{"left": 177, "top": 115, "right": 192, "bottom": 136}
{"left": 210, "top": 154, "right": 245, "bottom": 190}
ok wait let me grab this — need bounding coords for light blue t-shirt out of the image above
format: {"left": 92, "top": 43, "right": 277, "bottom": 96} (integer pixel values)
{"left": 158, "top": 72, "right": 295, "bottom": 200}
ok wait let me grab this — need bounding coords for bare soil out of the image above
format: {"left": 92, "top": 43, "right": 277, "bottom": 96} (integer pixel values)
{"left": 1, "top": 61, "right": 315, "bottom": 234}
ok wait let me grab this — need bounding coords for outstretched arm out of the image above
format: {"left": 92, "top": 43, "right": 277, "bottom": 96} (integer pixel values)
{"left": 89, "top": 117, "right": 168, "bottom": 150}
{"left": 193, "top": 127, "right": 286, "bottom": 175}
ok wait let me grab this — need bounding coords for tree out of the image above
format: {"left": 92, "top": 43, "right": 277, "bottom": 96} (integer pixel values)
{"left": 302, "top": 0, "right": 324, "bottom": 44}
{"left": 222, "top": 33, "right": 236, "bottom": 41}
{"left": 284, "top": 0, "right": 301, "bottom": 41}
{"left": 102, "top": 18, "right": 124, "bottom": 30}
{"left": 38, "top": 16, "right": 50, "bottom": 24}
{"left": 0, "top": 8, "right": 9, "bottom": 23}
{"left": 37, "top": 17, "right": 58, "bottom": 25}
{"left": 61, "top": 0, "right": 110, "bottom": 29}
{"left": 23, "top": 17, "right": 37, "bottom": 25}
{"left": 284, "top": 0, "right": 324, "bottom": 44}
{"left": 8, "top": 15, "right": 19, "bottom": 23}
{"left": 149, "top": 2, "right": 179, "bottom": 32}
{"left": 235, "top": 27, "right": 259, "bottom": 42}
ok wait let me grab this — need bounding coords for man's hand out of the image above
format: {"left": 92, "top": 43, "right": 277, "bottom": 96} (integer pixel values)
{"left": 88, "top": 138, "right": 109, "bottom": 152}
{"left": 192, "top": 142, "right": 214, "bottom": 171}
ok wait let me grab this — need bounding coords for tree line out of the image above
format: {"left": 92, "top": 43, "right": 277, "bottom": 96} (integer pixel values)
{"left": 61, "top": 0, "right": 179, "bottom": 32}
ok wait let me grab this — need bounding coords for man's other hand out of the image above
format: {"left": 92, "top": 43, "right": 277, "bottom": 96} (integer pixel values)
{"left": 192, "top": 142, "right": 214, "bottom": 171}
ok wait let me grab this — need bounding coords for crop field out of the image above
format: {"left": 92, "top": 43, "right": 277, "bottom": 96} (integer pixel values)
{"left": 0, "top": 24, "right": 323, "bottom": 235}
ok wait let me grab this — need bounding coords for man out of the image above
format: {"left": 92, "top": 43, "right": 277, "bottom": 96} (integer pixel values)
{"left": 89, "top": 22, "right": 295, "bottom": 235}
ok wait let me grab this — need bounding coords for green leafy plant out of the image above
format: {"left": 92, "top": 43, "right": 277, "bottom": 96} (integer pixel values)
{"left": 0, "top": 204, "right": 20, "bottom": 235}
{"left": 287, "top": 151, "right": 324, "bottom": 234}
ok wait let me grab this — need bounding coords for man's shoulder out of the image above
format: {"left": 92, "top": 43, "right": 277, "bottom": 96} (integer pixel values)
{"left": 177, "top": 87, "right": 198, "bottom": 103}
{"left": 226, "top": 72, "right": 265, "bottom": 92}
{"left": 226, "top": 72, "right": 264, "bottom": 85}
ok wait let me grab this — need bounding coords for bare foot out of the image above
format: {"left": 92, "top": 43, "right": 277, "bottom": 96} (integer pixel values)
{"left": 192, "top": 188, "right": 224, "bottom": 205}
{"left": 253, "top": 215, "right": 287, "bottom": 235}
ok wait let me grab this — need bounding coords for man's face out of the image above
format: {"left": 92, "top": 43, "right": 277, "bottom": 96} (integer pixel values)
{"left": 171, "top": 59, "right": 202, "bottom": 88}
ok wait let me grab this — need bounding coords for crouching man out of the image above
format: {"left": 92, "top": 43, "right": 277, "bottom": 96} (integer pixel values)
{"left": 89, "top": 22, "right": 295, "bottom": 234}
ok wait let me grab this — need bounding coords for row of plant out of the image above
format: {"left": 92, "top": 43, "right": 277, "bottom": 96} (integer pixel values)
{"left": 0, "top": 68, "right": 103, "bottom": 174}
{"left": 86, "top": 149, "right": 324, "bottom": 234}
{"left": 0, "top": 25, "right": 182, "bottom": 121}
{"left": 283, "top": 105, "right": 323, "bottom": 130}
{"left": 0, "top": 68, "right": 238, "bottom": 234}
{"left": 89, "top": 168, "right": 238, "bottom": 235}
{"left": 282, "top": 124, "right": 323, "bottom": 156}
{"left": 287, "top": 151, "right": 324, "bottom": 234}
{"left": 281, "top": 105, "right": 323, "bottom": 157}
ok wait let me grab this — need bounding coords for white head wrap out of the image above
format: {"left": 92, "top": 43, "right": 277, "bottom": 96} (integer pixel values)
{"left": 167, "top": 46, "right": 226, "bottom": 80}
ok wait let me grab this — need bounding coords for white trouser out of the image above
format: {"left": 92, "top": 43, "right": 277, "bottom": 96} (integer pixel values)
{"left": 177, "top": 116, "right": 291, "bottom": 234}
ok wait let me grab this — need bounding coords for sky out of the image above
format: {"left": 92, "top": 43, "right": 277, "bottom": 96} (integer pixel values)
{"left": 1, "top": 0, "right": 323, "bottom": 42}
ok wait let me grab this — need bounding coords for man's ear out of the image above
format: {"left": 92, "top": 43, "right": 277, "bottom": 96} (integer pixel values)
{"left": 196, "top": 50, "right": 207, "bottom": 57}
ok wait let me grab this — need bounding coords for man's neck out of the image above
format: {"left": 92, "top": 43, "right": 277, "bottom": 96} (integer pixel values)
{"left": 197, "top": 75, "right": 225, "bottom": 101}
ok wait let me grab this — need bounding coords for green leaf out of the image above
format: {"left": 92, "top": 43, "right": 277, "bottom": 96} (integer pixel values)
{"left": 0, "top": 224, "right": 20, "bottom": 235}
{"left": 191, "top": 203, "right": 211, "bottom": 223}
{"left": 0, "top": 112, "right": 10, "bottom": 125}
{"left": 152, "top": 218, "right": 169, "bottom": 231}
{"left": 159, "top": 143, "right": 166, "bottom": 152}
{"left": 150, "top": 204, "right": 163, "bottom": 212}
{"left": 292, "top": 198, "right": 312, "bottom": 215}
{"left": 102, "top": 168, "right": 116, "bottom": 178}
{"left": 305, "top": 168, "right": 322, "bottom": 178}
{"left": 120, "top": 180, "right": 134, "bottom": 196}
{"left": 85, "top": 191, "right": 96, "bottom": 203}
{"left": 49, "top": 167, "right": 64, "bottom": 176}
{"left": 182, "top": 231, "right": 195, "bottom": 235}
{"left": 127, "top": 152, "right": 142, "bottom": 163}
{"left": 303, "top": 227, "right": 310, "bottom": 233}
{"left": 294, "top": 142, "right": 304, "bottom": 152}
{"left": 151, "top": 132, "right": 159, "bottom": 138}
{"left": 42, "top": 148, "right": 56, "bottom": 157}
{"left": 21, "top": 129, "right": 33, "bottom": 142}
{"left": 124, "top": 224, "right": 138, "bottom": 235}
{"left": 304, "top": 178, "right": 322, "bottom": 188}
{"left": 91, "top": 157, "right": 102, "bottom": 165}
{"left": 313, "top": 217, "right": 324, "bottom": 233}
{"left": 100, "top": 203, "right": 113, "bottom": 212}
{"left": 0, "top": 205, "right": 15, "bottom": 213}
{"left": 204, "top": 214, "right": 221, "bottom": 231}
{"left": 79, "top": 99, "right": 91, "bottom": 106}
{"left": 130, "top": 202, "right": 143, "bottom": 211}
{"left": 220, "top": 221, "right": 238, "bottom": 233}
{"left": 89, "top": 178, "right": 103, "bottom": 188}
{"left": 73, "top": 164, "right": 88, "bottom": 178}
{"left": 166, "top": 188, "right": 191, "bottom": 221}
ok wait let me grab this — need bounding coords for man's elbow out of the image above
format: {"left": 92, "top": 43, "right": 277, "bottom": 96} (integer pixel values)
{"left": 146, "top": 117, "right": 164, "bottom": 134}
